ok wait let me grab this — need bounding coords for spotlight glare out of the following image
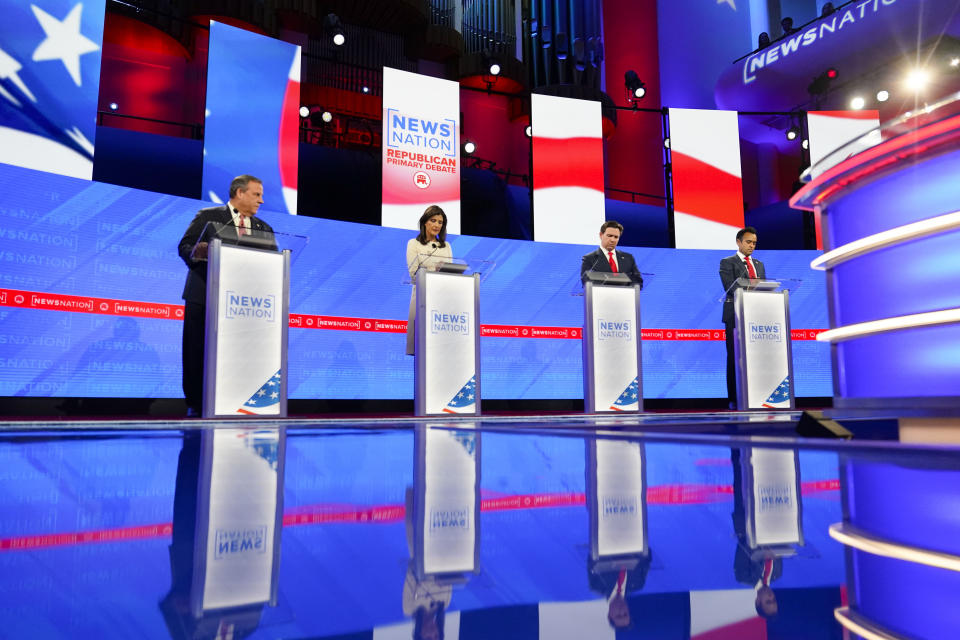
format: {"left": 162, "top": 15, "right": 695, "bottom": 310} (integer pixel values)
{"left": 321, "top": 111, "right": 333, "bottom": 123}
{"left": 524, "top": 125, "right": 532, "bottom": 138}
{"left": 663, "top": 137, "right": 670, "bottom": 149}
{"left": 333, "top": 32, "right": 345, "bottom": 46}
{"left": 299, "top": 106, "right": 309, "bottom": 118}
{"left": 463, "top": 141, "right": 476, "bottom": 154}
{"left": 786, "top": 126, "right": 799, "bottom": 141}
{"left": 108, "top": 102, "right": 118, "bottom": 111}
{"left": 489, "top": 63, "right": 501, "bottom": 76}
{"left": 362, "top": 86, "right": 370, "bottom": 94}
{"left": 951, "top": 57, "right": 960, "bottom": 68}
{"left": 850, "top": 96, "right": 865, "bottom": 110}
{"left": 802, "top": 139, "right": 809, "bottom": 150}
{"left": 634, "top": 86, "right": 646, "bottom": 99}
{"left": 876, "top": 90, "right": 889, "bottom": 102}
{"left": 905, "top": 68, "right": 931, "bottom": 91}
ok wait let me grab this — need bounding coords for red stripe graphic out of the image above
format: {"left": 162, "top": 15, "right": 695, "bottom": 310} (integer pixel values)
{"left": 532, "top": 136, "right": 604, "bottom": 191}
{"left": 0, "top": 289, "right": 825, "bottom": 340}
{"left": 810, "top": 110, "right": 880, "bottom": 121}
{"left": 0, "top": 482, "right": 838, "bottom": 552}
{"left": 672, "top": 151, "right": 743, "bottom": 228}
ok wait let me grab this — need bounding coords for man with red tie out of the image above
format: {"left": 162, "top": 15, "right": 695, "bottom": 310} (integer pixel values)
{"left": 719, "top": 227, "right": 766, "bottom": 409}
{"left": 177, "top": 175, "right": 276, "bottom": 417}
{"left": 580, "top": 220, "right": 644, "bottom": 286}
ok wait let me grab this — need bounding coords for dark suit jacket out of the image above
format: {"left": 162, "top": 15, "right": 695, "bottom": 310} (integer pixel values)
{"left": 177, "top": 205, "right": 275, "bottom": 304}
{"left": 719, "top": 254, "right": 766, "bottom": 324}
{"left": 581, "top": 248, "right": 643, "bottom": 287}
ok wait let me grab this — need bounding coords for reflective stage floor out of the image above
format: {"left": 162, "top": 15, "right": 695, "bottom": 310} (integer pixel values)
{"left": 1, "top": 412, "right": 957, "bottom": 639}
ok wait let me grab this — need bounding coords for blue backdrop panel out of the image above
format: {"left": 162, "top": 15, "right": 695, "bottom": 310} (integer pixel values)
{"left": 0, "top": 163, "right": 831, "bottom": 399}
{"left": 0, "top": 0, "right": 106, "bottom": 178}
{"left": 201, "top": 21, "right": 298, "bottom": 213}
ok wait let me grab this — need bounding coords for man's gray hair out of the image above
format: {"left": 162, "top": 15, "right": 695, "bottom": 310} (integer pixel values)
{"left": 229, "top": 174, "right": 262, "bottom": 198}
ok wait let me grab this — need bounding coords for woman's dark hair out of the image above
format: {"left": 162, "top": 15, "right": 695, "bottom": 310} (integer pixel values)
{"left": 416, "top": 205, "right": 448, "bottom": 247}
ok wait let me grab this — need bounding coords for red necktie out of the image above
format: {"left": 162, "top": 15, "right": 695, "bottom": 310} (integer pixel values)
{"left": 616, "top": 569, "right": 626, "bottom": 596}
{"left": 608, "top": 251, "right": 618, "bottom": 273}
{"left": 239, "top": 216, "right": 249, "bottom": 236}
{"left": 745, "top": 256, "right": 756, "bottom": 279}
{"left": 762, "top": 558, "right": 773, "bottom": 586}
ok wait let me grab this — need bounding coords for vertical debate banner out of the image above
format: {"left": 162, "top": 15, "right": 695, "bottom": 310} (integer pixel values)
{"left": 0, "top": 0, "right": 106, "bottom": 179}
{"left": 531, "top": 93, "right": 605, "bottom": 244}
{"left": 669, "top": 108, "right": 743, "bottom": 249}
{"left": 202, "top": 22, "right": 300, "bottom": 214}
{"left": 806, "top": 110, "right": 880, "bottom": 177}
{"left": 805, "top": 110, "right": 880, "bottom": 248}
{"left": 382, "top": 67, "right": 461, "bottom": 234}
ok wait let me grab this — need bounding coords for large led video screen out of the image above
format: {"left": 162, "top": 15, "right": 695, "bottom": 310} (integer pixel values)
{"left": 382, "top": 67, "right": 461, "bottom": 234}
{"left": 531, "top": 94, "right": 605, "bottom": 244}
{"left": 0, "top": 0, "right": 106, "bottom": 180}
{"left": 201, "top": 21, "right": 300, "bottom": 214}
{"left": 0, "top": 163, "right": 831, "bottom": 399}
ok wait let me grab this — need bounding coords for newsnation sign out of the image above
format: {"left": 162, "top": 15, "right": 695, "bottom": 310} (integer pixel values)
{"left": 715, "top": 0, "right": 960, "bottom": 111}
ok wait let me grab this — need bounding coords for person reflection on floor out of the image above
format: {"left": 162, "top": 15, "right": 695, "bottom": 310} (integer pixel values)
{"left": 588, "top": 554, "right": 652, "bottom": 630}
{"left": 403, "top": 487, "right": 451, "bottom": 640}
{"left": 731, "top": 448, "right": 783, "bottom": 620}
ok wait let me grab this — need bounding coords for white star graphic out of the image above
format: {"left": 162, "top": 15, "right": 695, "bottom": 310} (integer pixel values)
{"left": 31, "top": 3, "right": 100, "bottom": 87}
{"left": 0, "top": 46, "right": 37, "bottom": 106}
{"left": 270, "top": 392, "right": 278, "bottom": 399}
{"left": 718, "top": 0, "right": 736, "bottom": 9}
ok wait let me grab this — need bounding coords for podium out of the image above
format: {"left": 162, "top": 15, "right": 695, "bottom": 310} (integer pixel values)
{"left": 581, "top": 271, "right": 643, "bottom": 413}
{"left": 191, "top": 222, "right": 307, "bottom": 418}
{"left": 414, "top": 260, "right": 487, "bottom": 416}
{"left": 725, "top": 278, "right": 797, "bottom": 410}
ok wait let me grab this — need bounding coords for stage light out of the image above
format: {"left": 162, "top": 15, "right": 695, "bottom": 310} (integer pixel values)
{"left": 463, "top": 141, "right": 476, "bottom": 154}
{"left": 905, "top": 68, "right": 931, "bottom": 91}
{"left": 758, "top": 32, "right": 770, "bottom": 49}
{"left": 624, "top": 70, "right": 646, "bottom": 100}
{"left": 108, "top": 102, "right": 118, "bottom": 111}
{"left": 488, "top": 60, "right": 501, "bottom": 76}
{"left": 324, "top": 13, "right": 345, "bottom": 46}
{"left": 802, "top": 139, "right": 809, "bottom": 150}
{"left": 362, "top": 86, "right": 370, "bottom": 94}
{"left": 951, "top": 57, "right": 960, "bottom": 68}
{"left": 299, "top": 105, "right": 309, "bottom": 118}
{"left": 525, "top": 125, "right": 532, "bottom": 137}
{"left": 663, "top": 137, "right": 670, "bottom": 149}
{"left": 786, "top": 125, "right": 800, "bottom": 141}
{"left": 321, "top": 110, "right": 333, "bottom": 123}
{"left": 850, "top": 96, "right": 865, "bottom": 110}
{"left": 808, "top": 68, "right": 838, "bottom": 96}
{"left": 876, "top": 90, "right": 889, "bottom": 102}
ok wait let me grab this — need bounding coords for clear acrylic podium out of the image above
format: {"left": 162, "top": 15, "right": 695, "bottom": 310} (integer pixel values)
{"left": 723, "top": 278, "right": 800, "bottom": 410}
{"left": 190, "top": 222, "right": 307, "bottom": 418}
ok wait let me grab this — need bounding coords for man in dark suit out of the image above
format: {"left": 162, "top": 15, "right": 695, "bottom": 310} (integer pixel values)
{"left": 580, "top": 221, "right": 643, "bottom": 287}
{"left": 719, "top": 226, "right": 765, "bottom": 408}
{"left": 177, "top": 175, "right": 275, "bottom": 416}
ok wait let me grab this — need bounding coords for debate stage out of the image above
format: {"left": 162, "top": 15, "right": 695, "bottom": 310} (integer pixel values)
{"left": 1, "top": 409, "right": 955, "bottom": 640}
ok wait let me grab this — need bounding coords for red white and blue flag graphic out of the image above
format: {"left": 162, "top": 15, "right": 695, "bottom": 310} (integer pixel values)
{"left": 762, "top": 375, "right": 791, "bottom": 409}
{"left": 443, "top": 375, "right": 476, "bottom": 414}
{"left": 669, "top": 108, "right": 743, "bottom": 249}
{"left": 531, "top": 93, "right": 605, "bottom": 244}
{"left": 238, "top": 370, "right": 282, "bottom": 414}
{"left": 0, "top": 0, "right": 106, "bottom": 180}
{"left": 201, "top": 21, "right": 300, "bottom": 214}
{"left": 610, "top": 377, "right": 640, "bottom": 411}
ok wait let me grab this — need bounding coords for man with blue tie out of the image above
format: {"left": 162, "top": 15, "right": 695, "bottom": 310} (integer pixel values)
{"left": 719, "top": 227, "right": 765, "bottom": 409}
